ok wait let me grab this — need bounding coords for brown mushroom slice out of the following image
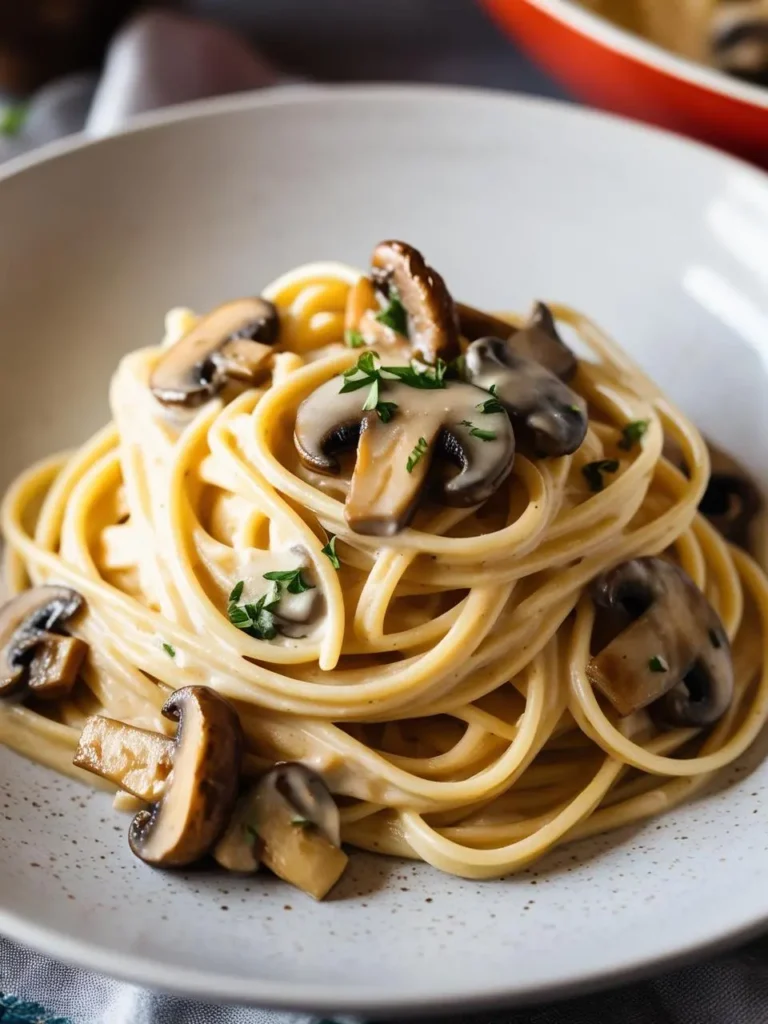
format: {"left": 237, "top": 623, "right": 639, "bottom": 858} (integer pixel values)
{"left": 456, "top": 302, "right": 517, "bottom": 343}
{"left": 73, "top": 715, "right": 175, "bottom": 803}
{"left": 127, "top": 686, "right": 243, "bottom": 867}
{"left": 508, "top": 302, "right": 578, "bottom": 382}
{"left": 464, "top": 337, "right": 587, "bottom": 457}
{"left": 294, "top": 376, "right": 515, "bottom": 536}
{"left": 711, "top": 6, "right": 768, "bottom": 84}
{"left": 699, "top": 444, "right": 762, "bottom": 549}
{"left": 213, "top": 787, "right": 262, "bottom": 874}
{"left": 150, "top": 298, "right": 279, "bottom": 407}
{"left": 252, "top": 763, "right": 347, "bottom": 900}
{"left": 0, "top": 586, "right": 86, "bottom": 700}
{"left": 363, "top": 240, "right": 460, "bottom": 364}
{"left": 587, "top": 558, "right": 733, "bottom": 726}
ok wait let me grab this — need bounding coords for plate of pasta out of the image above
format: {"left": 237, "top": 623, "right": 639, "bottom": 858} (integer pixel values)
{"left": 1, "top": 85, "right": 768, "bottom": 1012}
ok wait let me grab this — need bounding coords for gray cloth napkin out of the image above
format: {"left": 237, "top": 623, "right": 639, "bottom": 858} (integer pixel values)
{"left": 0, "top": 5, "right": 765, "bottom": 1023}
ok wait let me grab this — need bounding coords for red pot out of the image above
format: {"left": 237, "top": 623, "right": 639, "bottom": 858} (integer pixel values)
{"left": 481, "top": 0, "right": 768, "bottom": 163}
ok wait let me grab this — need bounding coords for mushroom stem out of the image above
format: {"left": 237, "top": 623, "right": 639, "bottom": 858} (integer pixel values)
{"left": 252, "top": 763, "right": 348, "bottom": 900}
{"left": 74, "top": 715, "right": 175, "bottom": 804}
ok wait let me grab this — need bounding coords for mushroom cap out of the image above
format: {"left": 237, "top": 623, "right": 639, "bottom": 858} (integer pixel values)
{"left": 712, "top": 9, "right": 768, "bottom": 83}
{"left": 0, "top": 586, "right": 86, "bottom": 700}
{"left": 464, "top": 337, "right": 587, "bottom": 457}
{"left": 150, "top": 298, "right": 278, "bottom": 407}
{"left": 128, "top": 686, "right": 243, "bottom": 867}
{"left": 699, "top": 445, "right": 762, "bottom": 550}
{"left": 367, "top": 240, "right": 460, "bottom": 364}
{"left": 456, "top": 302, "right": 517, "bottom": 344}
{"left": 509, "top": 302, "right": 578, "bottom": 382}
{"left": 294, "top": 373, "right": 515, "bottom": 536}
{"left": 587, "top": 557, "right": 734, "bottom": 725}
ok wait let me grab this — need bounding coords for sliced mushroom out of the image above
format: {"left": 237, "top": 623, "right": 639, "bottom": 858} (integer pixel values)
{"left": 699, "top": 444, "right": 762, "bottom": 550}
{"left": 464, "top": 337, "right": 587, "bottom": 457}
{"left": 213, "top": 786, "right": 262, "bottom": 874}
{"left": 0, "top": 586, "right": 87, "bottom": 701}
{"left": 124, "top": 686, "right": 242, "bottom": 867}
{"left": 711, "top": 4, "right": 768, "bottom": 84}
{"left": 587, "top": 557, "right": 733, "bottom": 726}
{"left": 459, "top": 301, "right": 577, "bottom": 382}
{"left": 251, "top": 763, "right": 347, "bottom": 900}
{"left": 150, "top": 298, "right": 279, "bottom": 407}
{"left": 294, "top": 375, "right": 515, "bottom": 536}
{"left": 73, "top": 715, "right": 175, "bottom": 803}
{"left": 358, "top": 240, "right": 459, "bottom": 364}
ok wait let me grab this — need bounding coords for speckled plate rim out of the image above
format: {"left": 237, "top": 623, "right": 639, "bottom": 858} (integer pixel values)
{"left": 1, "top": 84, "right": 768, "bottom": 1013}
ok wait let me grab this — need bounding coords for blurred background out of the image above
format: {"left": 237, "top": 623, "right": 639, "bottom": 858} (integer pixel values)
{"left": 4, "top": 1, "right": 768, "bottom": 164}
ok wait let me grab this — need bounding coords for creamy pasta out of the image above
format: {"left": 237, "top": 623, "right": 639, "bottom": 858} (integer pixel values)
{"left": 1, "top": 240, "right": 766, "bottom": 895}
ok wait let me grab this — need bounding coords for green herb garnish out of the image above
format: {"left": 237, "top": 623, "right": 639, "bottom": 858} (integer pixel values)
{"left": 375, "top": 400, "right": 398, "bottom": 423}
{"left": 381, "top": 362, "right": 447, "bottom": 390}
{"left": 162, "top": 642, "right": 176, "bottom": 658}
{"left": 339, "top": 350, "right": 381, "bottom": 393}
{"left": 447, "top": 353, "right": 466, "bottom": 380}
{"left": 345, "top": 329, "right": 365, "bottom": 349}
{"left": 618, "top": 419, "right": 650, "bottom": 451}
{"left": 0, "top": 104, "right": 27, "bottom": 137}
{"left": 582, "top": 459, "right": 619, "bottom": 493}
{"left": 476, "top": 384, "right": 504, "bottom": 415}
{"left": 406, "top": 437, "right": 429, "bottom": 473}
{"left": 649, "top": 655, "right": 668, "bottom": 673}
{"left": 361, "top": 376, "right": 380, "bottom": 411}
{"left": 263, "top": 568, "right": 314, "bottom": 595}
{"left": 460, "top": 420, "right": 497, "bottom": 442}
{"left": 321, "top": 535, "right": 341, "bottom": 570}
{"left": 227, "top": 579, "right": 282, "bottom": 640}
{"left": 375, "top": 290, "right": 408, "bottom": 335}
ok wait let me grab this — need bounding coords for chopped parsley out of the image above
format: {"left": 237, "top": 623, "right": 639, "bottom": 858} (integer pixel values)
{"left": 345, "top": 329, "right": 365, "bottom": 349}
{"left": 0, "top": 104, "right": 27, "bottom": 137}
{"left": 649, "top": 655, "right": 668, "bottom": 673}
{"left": 227, "top": 579, "right": 283, "bottom": 641}
{"left": 582, "top": 459, "right": 619, "bottom": 493}
{"left": 709, "top": 628, "right": 722, "bottom": 649}
{"left": 321, "top": 535, "right": 341, "bottom": 570}
{"left": 340, "top": 351, "right": 380, "bottom": 393}
{"left": 375, "top": 400, "right": 398, "bottom": 423}
{"left": 406, "top": 437, "right": 429, "bottom": 473}
{"left": 162, "top": 642, "right": 176, "bottom": 658}
{"left": 361, "top": 376, "right": 380, "bottom": 411}
{"left": 618, "top": 419, "right": 650, "bottom": 451}
{"left": 460, "top": 420, "right": 497, "bottom": 442}
{"left": 263, "top": 568, "right": 315, "bottom": 595}
{"left": 382, "top": 359, "right": 447, "bottom": 389}
{"left": 476, "top": 384, "right": 504, "bottom": 415}
{"left": 375, "top": 289, "right": 408, "bottom": 335}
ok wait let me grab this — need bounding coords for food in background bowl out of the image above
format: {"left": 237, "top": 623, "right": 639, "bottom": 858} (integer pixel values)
{"left": 481, "top": 0, "right": 768, "bottom": 162}
{"left": 578, "top": 0, "right": 768, "bottom": 85}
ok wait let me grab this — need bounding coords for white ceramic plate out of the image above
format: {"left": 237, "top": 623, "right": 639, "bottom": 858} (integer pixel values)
{"left": 2, "top": 86, "right": 768, "bottom": 1014}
